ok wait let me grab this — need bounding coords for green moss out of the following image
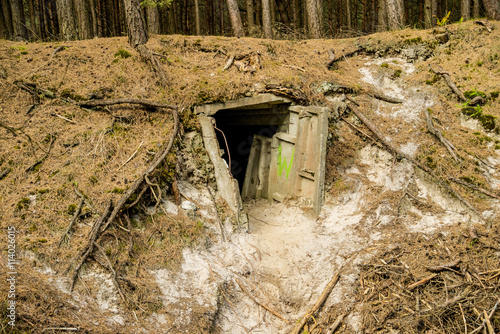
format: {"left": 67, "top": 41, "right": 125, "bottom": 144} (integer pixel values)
{"left": 67, "top": 204, "right": 77, "bottom": 215}
{"left": 37, "top": 189, "right": 49, "bottom": 194}
{"left": 16, "top": 198, "right": 30, "bottom": 211}
{"left": 393, "top": 69, "right": 402, "bottom": 78}
{"left": 495, "top": 145, "right": 500, "bottom": 150}
{"left": 60, "top": 88, "right": 87, "bottom": 102}
{"left": 38, "top": 239, "right": 48, "bottom": 243}
{"left": 426, "top": 75, "right": 439, "bottom": 85}
{"left": 403, "top": 37, "right": 423, "bottom": 45}
{"left": 463, "top": 89, "right": 486, "bottom": 99}
{"left": 28, "top": 223, "right": 38, "bottom": 233}
{"left": 425, "top": 156, "right": 437, "bottom": 169}
{"left": 380, "top": 63, "right": 389, "bottom": 68}
{"left": 477, "top": 61, "right": 483, "bottom": 67}
{"left": 490, "top": 91, "right": 499, "bottom": 100}
{"left": 89, "top": 176, "right": 99, "bottom": 185}
{"left": 114, "top": 49, "right": 132, "bottom": 59}
{"left": 110, "top": 188, "right": 125, "bottom": 194}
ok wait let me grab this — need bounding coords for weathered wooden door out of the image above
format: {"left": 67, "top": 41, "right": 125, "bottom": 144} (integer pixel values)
{"left": 242, "top": 135, "right": 272, "bottom": 200}
{"left": 268, "top": 106, "right": 328, "bottom": 213}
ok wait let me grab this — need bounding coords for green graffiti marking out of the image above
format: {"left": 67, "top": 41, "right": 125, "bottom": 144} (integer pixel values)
{"left": 277, "top": 145, "right": 294, "bottom": 179}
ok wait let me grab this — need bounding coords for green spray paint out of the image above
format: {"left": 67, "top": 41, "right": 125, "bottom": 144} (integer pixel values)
{"left": 277, "top": 145, "right": 294, "bottom": 179}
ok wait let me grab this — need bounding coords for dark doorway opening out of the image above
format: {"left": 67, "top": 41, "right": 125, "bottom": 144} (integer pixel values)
{"left": 212, "top": 108, "right": 289, "bottom": 190}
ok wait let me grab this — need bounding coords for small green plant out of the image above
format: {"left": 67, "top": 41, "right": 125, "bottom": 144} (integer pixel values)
{"left": 114, "top": 49, "right": 132, "bottom": 59}
{"left": 380, "top": 63, "right": 389, "bottom": 68}
{"left": 435, "top": 11, "right": 451, "bottom": 27}
{"left": 393, "top": 69, "right": 402, "bottom": 78}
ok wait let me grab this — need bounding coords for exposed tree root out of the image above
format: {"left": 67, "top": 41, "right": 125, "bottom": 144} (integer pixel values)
{"left": 347, "top": 103, "right": 487, "bottom": 225}
{"left": 235, "top": 278, "right": 289, "bottom": 323}
{"left": 136, "top": 44, "right": 169, "bottom": 87}
{"left": 0, "top": 120, "right": 18, "bottom": 136}
{"left": 291, "top": 269, "right": 341, "bottom": 334}
{"left": 26, "top": 134, "right": 56, "bottom": 172}
{"left": 78, "top": 98, "right": 177, "bottom": 110}
{"left": 58, "top": 197, "right": 84, "bottom": 247}
{"left": 449, "top": 177, "right": 500, "bottom": 199}
{"left": 325, "top": 312, "right": 347, "bottom": 334}
{"left": 70, "top": 200, "right": 112, "bottom": 291}
{"left": 429, "top": 64, "right": 467, "bottom": 102}
{"left": 0, "top": 168, "right": 12, "bottom": 180}
{"left": 424, "top": 106, "right": 460, "bottom": 163}
{"left": 369, "top": 91, "right": 404, "bottom": 104}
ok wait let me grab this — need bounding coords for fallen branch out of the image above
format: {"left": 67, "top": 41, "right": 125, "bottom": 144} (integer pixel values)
{"left": 51, "top": 111, "right": 76, "bottom": 124}
{"left": 474, "top": 20, "right": 493, "bottom": 33}
{"left": 470, "top": 300, "right": 499, "bottom": 334}
{"left": 26, "top": 134, "right": 56, "bottom": 172}
{"left": 282, "top": 64, "right": 306, "bottom": 72}
{"left": 325, "top": 313, "right": 347, "bottom": 334}
{"left": 70, "top": 200, "right": 112, "bottom": 291}
{"left": 426, "top": 260, "right": 461, "bottom": 273}
{"left": 326, "top": 49, "right": 336, "bottom": 70}
{"left": 223, "top": 55, "right": 234, "bottom": 71}
{"left": 407, "top": 274, "right": 437, "bottom": 290}
{"left": 51, "top": 45, "right": 69, "bottom": 57}
{"left": 0, "top": 168, "right": 12, "bottom": 180}
{"left": 58, "top": 198, "right": 85, "bottom": 247}
{"left": 429, "top": 64, "right": 467, "bottom": 102}
{"left": 78, "top": 98, "right": 177, "bottom": 110}
{"left": 348, "top": 103, "right": 486, "bottom": 225}
{"left": 0, "top": 121, "right": 18, "bottom": 136}
{"left": 369, "top": 92, "right": 404, "bottom": 104}
{"left": 117, "top": 140, "right": 143, "bottom": 170}
{"left": 424, "top": 107, "right": 460, "bottom": 163}
{"left": 236, "top": 278, "right": 289, "bottom": 323}
{"left": 449, "top": 178, "right": 500, "bottom": 199}
{"left": 332, "top": 47, "right": 363, "bottom": 63}
{"left": 291, "top": 269, "right": 341, "bottom": 334}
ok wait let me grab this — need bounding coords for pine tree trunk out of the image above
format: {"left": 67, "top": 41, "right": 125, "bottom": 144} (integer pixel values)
{"left": 246, "top": 0, "right": 254, "bottom": 30}
{"left": 74, "top": 0, "right": 91, "bottom": 39}
{"left": 55, "top": 0, "right": 77, "bottom": 40}
{"left": 424, "top": 0, "right": 432, "bottom": 28}
{"left": 472, "top": 0, "right": 480, "bottom": 18}
{"left": 346, "top": 0, "right": 351, "bottom": 32}
{"left": 262, "top": 0, "right": 272, "bottom": 38}
{"left": 306, "top": 0, "right": 320, "bottom": 38}
{"left": 1, "top": 0, "right": 14, "bottom": 39}
{"left": 123, "top": 0, "right": 148, "bottom": 47}
{"left": 226, "top": 0, "right": 244, "bottom": 37}
{"left": 146, "top": 5, "right": 160, "bottom": 34}
{"left": 195, "top": 0, "right": 201, "bottom": 34}
{"left": 387, "top": 0, "right": 403, "bottom": 30}
{"left": 255, "top": 0, "right": 261, "bottom": 26}
{"left": 483, "top": 0, "right": 500, "bottom": 19}
{"left": 378, "top": 0, "right": 387, "bottom": 31}
{"left": 276, "top": 0, "right": 291, "bottom": 27}
{"left": 11, "top": 0, "right": 28, "bottom": 40}
{"left": 461, "top": 0, "right": 470, "bottom": 20}
{"left": 27, "top": 0, "right": 38, "bottom": 39}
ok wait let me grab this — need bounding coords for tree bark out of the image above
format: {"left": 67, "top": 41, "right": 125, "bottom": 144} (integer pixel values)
{"left": 483, "top": 0, "right": 500, "bottom": 20}
{"left": 473, "top": 0, "right": 480, "bottom": 18}
{"left": 424, "top": 0, "right": 432, "bottom": 28}
{"left": 276, "top": 0, "right": 291, "bottom": 27}
{"left": 146, "top": 4, "right": 160, "bottom": 34}
{"left": 246, "top": 0, "right": 254, "bottom": 30}
{"left": 74, "top": 0, "right": 91, "bottom": 39}
{"left": 346, "top": 0, "right": 352, "bottom": 32}
{"left": 226, "top": 0, "right": 244, "bottom": 37}
{"left": 306, "top": 0, "right": 321, "bottom": 38}
{"left": 262, "top": 0, "right": 272, "bottom": 38}
{"left": 123, "top": 0, "right": 148, "bottom": 47}
{"left": 461, "top": 0, "right": 470, "bottom": 20}
{"left": 0, "top": 0, "right": 13, "bottom": 39}
{"left": 387, "top": 0, "right": 403, "bottom": 30}
{"left": 10, "top": 0, "right": 28, "bottom": 40}
{"left": 195, "top": 0, "right": 201, "bottom": 34}
{"left": 89, "top": 0, "right": 98, "bottom": 37}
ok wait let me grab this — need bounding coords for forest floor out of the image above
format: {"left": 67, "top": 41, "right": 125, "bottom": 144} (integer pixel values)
{"left": 0, "top": 20, "right": 500, "bottom": 333}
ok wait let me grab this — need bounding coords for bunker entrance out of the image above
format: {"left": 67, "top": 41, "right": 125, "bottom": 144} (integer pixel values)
{"left": 195, "top": 94, "right": 329, "bottom": 222}
{"left": 212, "top": 108, "right": 288, "bottom": 190}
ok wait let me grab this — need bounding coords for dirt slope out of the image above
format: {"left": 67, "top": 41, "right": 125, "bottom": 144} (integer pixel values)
{"left": 0, "top": 20, "right": 499, "bottom": 333}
